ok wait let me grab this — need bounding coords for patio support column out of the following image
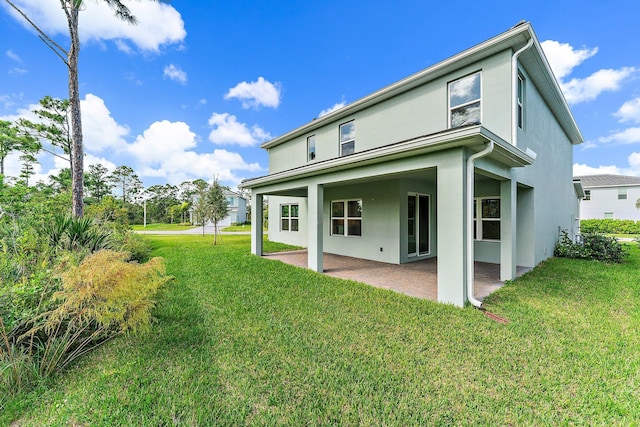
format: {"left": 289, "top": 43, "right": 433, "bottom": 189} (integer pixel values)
{"left": 436, "top": 150, "right": 467, "bottom": 307}
{"left": 500, "top": 177, "right": 517, "bottom": 280}
{"left": 308, "top": 183, "right": 324, "bottom": 272}
{"left": 251, "top": 192, "right": 263, "bottom": 256}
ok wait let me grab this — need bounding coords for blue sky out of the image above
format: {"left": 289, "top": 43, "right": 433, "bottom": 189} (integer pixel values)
{"left": 1, "top": 0, "right": 639, "bottom": 190}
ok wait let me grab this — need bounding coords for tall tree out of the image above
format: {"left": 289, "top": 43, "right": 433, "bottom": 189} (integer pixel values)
{"left": 85, "top": 163, "right": 114, "bottom": 203}
{"left": 207, "top": 177, "right": 230, "bottom": 245}
{"left": 0, "top": 119, "right": 40, "bottom": 176}
{"left": 19, "top": 96, "right": 72, "bottom": 168}
{"left": 109, "top": 165, "right": 141, "bottom": 205}
{"left": 4, "top": 0, "right": 144, "bottom": 217}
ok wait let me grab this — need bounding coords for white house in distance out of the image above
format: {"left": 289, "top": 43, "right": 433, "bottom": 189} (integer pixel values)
{"left": 575, "top": 174, "right": 640, "bottom": 220}
{"left": 190, "top": 190, "right": 247, "bottom": 227}
{"left": 241, "top": 22, "right": 583, "bottom": 307}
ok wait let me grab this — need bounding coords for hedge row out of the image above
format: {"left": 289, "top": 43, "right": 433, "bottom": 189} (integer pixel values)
{"left": 580, "top": 219, "right": 640, "bottom": 235}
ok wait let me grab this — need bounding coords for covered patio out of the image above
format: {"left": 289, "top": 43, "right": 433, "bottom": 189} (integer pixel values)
{"left": 264, "top": 250, "right": 530, "bottom": 302}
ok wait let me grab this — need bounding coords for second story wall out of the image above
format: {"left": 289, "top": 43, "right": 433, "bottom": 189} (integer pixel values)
{"left": 268, "top": 49, "right": 513, "bottom": 174}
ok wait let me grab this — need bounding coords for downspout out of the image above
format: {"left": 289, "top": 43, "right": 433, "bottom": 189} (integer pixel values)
{"left": 465, "top": 37, "right": 534, "bottom": 309}
{"left": 466, "top": 140, "right": 494, "bottom": 308}
{"left": 511, "top": 37, "right": 534, "bottom": 145}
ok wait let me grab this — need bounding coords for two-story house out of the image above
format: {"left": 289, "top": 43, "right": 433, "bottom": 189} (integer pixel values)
{"left": 190, "top": 190, "right": 247, "bottom": 227}
{"left": 576, "top": 174, "right": 640, "bottom": 220}
{"left": 241, "top": 22, "right": 583, "bottom": 307}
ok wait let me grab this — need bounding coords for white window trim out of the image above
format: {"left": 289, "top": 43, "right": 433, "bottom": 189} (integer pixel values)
{"left": 280, "top": 203, "right": 299, "bottom": 232}
{"left": 474, "top": 196, "right": 500, "bottom": 242}
{"left": 307, "top": 134, "right": 316, "bottom": 162}
{"left": 331, "top": 199, "right": 362, "bottom": 237}
{"left": 618, "top": 188, "right": 627, "bottom": 200}
{"left": 339, "top": 120, "right": 355, "bottom": 157}
{"left": 448, "top": 71, "right": 482, "bottom": 129}
{"left": 517, "top": 72, "right": 525, "bottom": 130}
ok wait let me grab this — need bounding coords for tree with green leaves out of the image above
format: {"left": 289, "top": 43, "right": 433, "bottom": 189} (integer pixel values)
{"left": 109, "top": 165, "right": 142, "bottom": 205}
{"left": 4, "top": 0, "right": 151, "bottom": 217}
{"left": 19, "top": 96, "right": 72, "bottom": 169}
{"left": 85, "top": 163, "right": 114, "bottom": 203}
{"left": 207, "top": 177, "right": 230, "bottom": 245}
{"left": 0, "top": 119, "right": 40, "bottom": 176}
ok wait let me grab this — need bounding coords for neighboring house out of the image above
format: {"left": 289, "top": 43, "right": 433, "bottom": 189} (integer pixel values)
{"left": 241, "top": 22, "right": 583, "bottom": 307}
{"left": 575, "top": 174, "right": 640, "bottom": 220}
{"left": 190, "top": 190, "right": 247, "bottom": 227}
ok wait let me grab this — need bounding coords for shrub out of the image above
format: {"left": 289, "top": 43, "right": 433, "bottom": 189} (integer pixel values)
{"left": 554, "top": 230, "right": 626, "bottom": 263}
{"left": 580, "top": 219, "right": 640, "bottom": 235}
{"left": 1, "top": 251, "right": 170, "bottom": 397}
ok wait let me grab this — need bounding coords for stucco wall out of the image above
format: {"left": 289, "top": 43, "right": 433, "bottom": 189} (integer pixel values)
{"left": 513, "top": 66, "right": 578, "bottom": 266}
{"left": 580, "top": 186, "right": 640, "bottom": 220}
{"left": 268, "top": 50, "right": 513, "bottom": 175}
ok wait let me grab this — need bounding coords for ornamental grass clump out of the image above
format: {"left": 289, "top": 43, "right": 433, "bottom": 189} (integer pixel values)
{"left": 1, "top": 250, "right": 170, "bottom": 398}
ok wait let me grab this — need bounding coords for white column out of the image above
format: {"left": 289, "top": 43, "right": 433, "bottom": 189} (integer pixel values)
{"left": 500, "top": 178, "right": 517, "bottom": 281}
{"left": 436, "top": 151, "right": 467, "bottom": 307}
{"left": 307, "top": 183, "right": 323, "bottom": 272}
{"left": 251, "top": 193, "right": 263, "bottom": 256}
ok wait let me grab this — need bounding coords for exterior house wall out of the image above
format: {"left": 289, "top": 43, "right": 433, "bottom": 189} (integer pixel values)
{"left": 580, "top": 186, "right": 640, "bottom": 220}
{"left": 268, "top": 50, "right": 514, "bottom": 174}
{"left": 268, "top": 196, "right": 308, "bottom": 247}
{"left": 512, "top": 67, "right": 577, "bottom": 266}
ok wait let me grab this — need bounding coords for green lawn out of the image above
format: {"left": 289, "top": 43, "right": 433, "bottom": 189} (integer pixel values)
{"left": 3, "top": 235, "right": 639, "bottom": 425}
{"left": 132, "top": 223, "right": 196, "bottom": 231}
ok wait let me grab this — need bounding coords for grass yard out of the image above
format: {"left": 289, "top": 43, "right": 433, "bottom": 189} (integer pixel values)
{"left": 2, "top": 235, "right": 639, "bottom": 425}
{"left": 131, "top": 223, "right": 196, "bottom": 231}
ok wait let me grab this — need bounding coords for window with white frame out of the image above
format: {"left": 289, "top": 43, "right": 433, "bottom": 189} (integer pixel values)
{"left": 449, "top": 72, "right": 481, "bottom": 128}
{"left": 604, "top": 212, "right": 614, "bottom": 219}
{"left": 307, "top": 135, "right": 316, "bottom": 161}
{"left": 474, "top": 197, "right": 500, "bottom": 241}
{"left": 339, "top": 121, "right": 355, "bottom": 156}
{"left": 584, "top": 190, "right": 591, "bottom": 201}
{"left": 331, "top": 199, "right": 362, "bottom": 236}
{"left": 280, "top": 204, "right": 299, "bottom": 231}
{"left": 517, "top": 72, "right": 525, "bottom": 129}
{"left": 618, "top": 188, "right": 627, "bottom": 200}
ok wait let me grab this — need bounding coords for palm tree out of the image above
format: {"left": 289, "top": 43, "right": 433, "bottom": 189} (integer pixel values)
{"left": 4, "top": 0, "right": 142, "bottom": 217}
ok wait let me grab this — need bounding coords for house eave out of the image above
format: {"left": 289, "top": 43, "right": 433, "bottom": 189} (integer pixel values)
{"left": 242, "top": 126, "right": 533, "bottom": 189}
{"left": 261, "top": 21, "right": 583, "bottom": 151}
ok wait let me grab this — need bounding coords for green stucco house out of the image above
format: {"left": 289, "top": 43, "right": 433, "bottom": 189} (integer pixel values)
{"left": 241, "top": 22, "right": 583, "bottom": 307}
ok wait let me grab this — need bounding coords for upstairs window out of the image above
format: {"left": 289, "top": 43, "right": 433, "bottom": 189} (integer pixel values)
{"left": 280, "top": 204, "right": 299, "bottom": 232}
{"left": 449, "top": 72, "right": 481, "bottom": 128}
{"left": 517, "top": 73, "right": 525, "bottom": 129}
{"left": 339, "top": 121, "right": 355, "bottom": 156}
{"left": 307, "top": 135, "right": 316, "bottom": 161}
{"left": 584, "top": 190, "right": 591, "bottom": 201}
{"left": 618, "top": 188, "right": 627, "bottom": 200}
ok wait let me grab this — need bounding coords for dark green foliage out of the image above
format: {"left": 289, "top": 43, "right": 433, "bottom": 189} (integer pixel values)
{"left": 554, "top": 230, "right": 626, "bottom": 263}
{"left": 580, "top": 218, "right": 640, "bottom": 235}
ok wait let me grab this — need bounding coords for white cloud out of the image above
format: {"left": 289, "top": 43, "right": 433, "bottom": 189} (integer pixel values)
{"left": 561, "top": 67, "right": 636, "bottom": 104}
{"left": 224, "top": 77, "right": 281, "bottom": 109}
{"left": 6, "top": 50, "right": 22, "bottom": 62}
{"left": 541, "top": 40, "right": 635, "bottom": 105}
{"left": 2, "top": 96, "right": 265, "bottom": 189}
{"left": 81, "top": 93, "right": 129, "bottom": 152}
{"left": 598, "top": 127, "right": 640, "bottom": 145}
{"left": 319, "top": 100, "right": 347, "bottom": 117}
{"left": 8, "top": 68, "right": 28, "bottom": 75}
{"left": 573, "top": 163, "right": 623, "bottom": 176}
{"left": 208, "top": 113, "right": 271, "bottom": 146}
{"left": 541, "top": 40, "right": 597, "bottom": 80}
{"left": 615, "top": 98, "right": 640, "bottom": 124}
{"left": 163, "top": 64, "right": 187, "bottom": 85}
{"left": 3, "top": 0, "right": 186, "bottom": 52}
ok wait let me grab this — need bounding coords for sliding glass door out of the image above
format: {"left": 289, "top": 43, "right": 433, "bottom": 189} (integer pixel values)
{"left": 408, "top": 193, "right": 430, "bottom": 257}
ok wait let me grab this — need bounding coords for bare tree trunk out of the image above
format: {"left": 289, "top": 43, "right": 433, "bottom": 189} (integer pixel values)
{"left": 67, "top": 5, "right": 84, "bottom": 217}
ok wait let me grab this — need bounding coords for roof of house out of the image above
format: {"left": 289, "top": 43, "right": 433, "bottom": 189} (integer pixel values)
{"left": 575, "top": 174, "right": 640, "bottom": 188}
{"left": 261, "top": 21, "right": 583, "bottom": 150}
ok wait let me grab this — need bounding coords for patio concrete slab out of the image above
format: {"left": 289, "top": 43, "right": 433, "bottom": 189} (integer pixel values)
{"left": 264, "top": 250, "right": 529, "bottom": 302}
